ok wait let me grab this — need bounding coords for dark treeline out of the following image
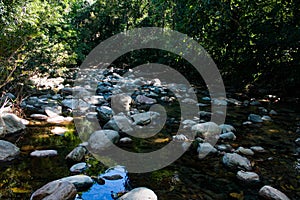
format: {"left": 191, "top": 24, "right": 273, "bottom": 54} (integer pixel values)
{"left": 1, "top": 0, "right": 299, "bottom": 95}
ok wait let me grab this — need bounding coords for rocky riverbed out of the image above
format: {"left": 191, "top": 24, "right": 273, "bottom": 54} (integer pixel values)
{"left": 0, "top": 67, "right": 299, "bottom": 199}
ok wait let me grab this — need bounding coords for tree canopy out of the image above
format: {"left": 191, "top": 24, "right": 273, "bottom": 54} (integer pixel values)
{"left": 1, "top": 0, "right": 299, "bottom": 95}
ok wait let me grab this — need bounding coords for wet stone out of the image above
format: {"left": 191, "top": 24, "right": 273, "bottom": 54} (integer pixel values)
{"left": 30, "top": 150, "right": 58, "bottom": 157}
{"left": 0, "top": 140, "right": 20, "bottom": 161}
{"left": 65, "top": 146, "right": 87, "bottom": 162}
{"left": 222, "top": 153, "right": 252, "bottom": 171}
{"left": 117, "top": 187, "right": 157, "bottom": 200}
{"left": 30, "top": 114, "right": 48, "bottom": 120}
{"left": 250, "top": 146, "right": 266, "bottom": 153}
{"left": 197, "top": 142, "right": 218, "bottom": 159}
{"left": 88, "top": 130, "right": 119, "bottom": 152}
{"left": 60, "top": 175, "right": 93, "bottom": 191}
{"left": 259, "top": 185, "right": 290, "bottom": 200}
{"left": 248, "top": 114, "right": 263, "bottom": 123}
{"left": 30, "top": 180, "right": 77, "bottom": 200}
{"left": 220, "top": 132, "right": 236, "bottom": 140}
{"left": 216, "top": 144, "right": 233, "bottom": 152}
{"left": 219, "top": 124, "right": 236, "bottom": 133}
{"left": 70, "top": 162, "right": 89, "bottom": 173}
{"left": 236, "top": 171, "right": 260, "bottom": 183}
{"left": 235, "top": 147, "right": 254, "bottom": 156}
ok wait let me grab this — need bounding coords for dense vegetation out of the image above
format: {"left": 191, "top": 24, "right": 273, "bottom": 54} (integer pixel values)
{"left": 1, "top": 0, "right": 299, "bottom": 95}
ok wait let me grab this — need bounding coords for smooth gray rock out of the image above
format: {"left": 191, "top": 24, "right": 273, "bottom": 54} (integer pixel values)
{"left": 60, "top": 175, "right": 93, "bottom": 191}
{"left": 103, "top": 113, "right": 133, "bottom": 133}
{"left": 131, "top": 112, "right": 160, "bottom": 125}
{"left": 120, "top": 137, "right": 133, "bottom": 143}
{"left": 262, "top": 115, "right": 272, "bottom": 121}
{"left": 30, "top": 150, "right": 58, "bottom": 157}
{"left": 182, "top": 120, "right": 197, "bottom": 129}
{"left": 220, "top": 132, "right": 236, "bottom": 140}
{"left": 269, "top": 110, "right": 278, "bottom": 115}
{"left": 226, "top": 98, "right": 242, "bottom": 106}
{"left": 96, "top": 106, "right": 114, "bottom": 123}
{"left": 111, "top": 94, "right": 132, "bottom": 113}
{"left": 45, "top": 106, "right": 61, "bottom": 118}
{"left": 237, "top": 171, "right": 259, "bottom": 183}
{"left": 30, "top": 180, "right": 77, "bottom": 200}
{"left": 88, "top": 130, "right": 119, "bottom": 152}
{"left": 216, "top": 144, "right": 233, "bottom": 152}
{"left": 135, "top": 95, "right": 157, "bottom": 104}
{"left": 236, "top": 147, "right": 255, "bottom": 156}
{"left": 250, "top": 146, "right": 266, "bottom": 153}
{"left": 46, "top": 116, "right": 73, "bottom": 124}
{"left": 259, "top": 185, "right": 290, "bottom": 200}
{"left": 70, "top": 162, "right": 88, "bottom": 173}
{"left": 222, "top": 153, "right": 252, "bottom": 171}
{"left": 212, "top": 99, "right": 227, "bottom": 106}
{"left": 1, "top": 113, "right": 25, "bottom": 136}
{"left": 197, "top": 142, "right": 218, "bottom": 159}
{"left": 65, "top": 146, "right": 87, "bottom": 162}
{"left": 62, "top": 99, "right": 90, "bottom": 110}
{"left": 219, "top": 124, "right": 236, "bottom": 133}
{"left": 172, "top": 134, "right": 189, "bottom": 142}
{"left": 118, "top": 187, "right": 157, "bottom": 200}
{"left": 295, "top": 138, "right": 300, "bottom": 146}
{"left": 191, "top": 122, "right": 221, "bottom": 139}
{"left": 51, "top": 127, "right": 67, "bottom": 135}
{"left": 182, "top": 98, "right": 197, "bottom": 104}
{"left": 0, "top": 140, "right": 20, "bottom": 161}
{"left": 248, "top": 114, "right": 263, "bottom": 123}
{"left": 30, "top": 114, "right": 48, "bottom": 120}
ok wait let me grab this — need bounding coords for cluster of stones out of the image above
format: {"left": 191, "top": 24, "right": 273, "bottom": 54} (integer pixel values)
{"left": 0, "top": 66, "right": 292, "bottom": 199}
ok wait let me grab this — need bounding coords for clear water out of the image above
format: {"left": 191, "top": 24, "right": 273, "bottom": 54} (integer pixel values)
{"left": 0, "top": 100, "right": 299, "bottom": 199}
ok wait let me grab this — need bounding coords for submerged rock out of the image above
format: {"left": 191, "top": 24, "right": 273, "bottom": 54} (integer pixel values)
{"left": 118, "top": 187, "right": 157, "bottom": 200}
{"left": 0, "top": 140, "right": 20, "bottom": 161}
{"left": 222, "top": 153, "right": 252, "bottom": 171}
{"left": 30, "top": 180, "right": 77, "bottom": 200}
{"left": 259, "top": 185, "right": 290, "bottom": 200}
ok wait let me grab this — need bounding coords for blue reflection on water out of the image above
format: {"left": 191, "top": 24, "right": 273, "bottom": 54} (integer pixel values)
{"left": 77, "top": 166, "right": 130, "bottom": 200}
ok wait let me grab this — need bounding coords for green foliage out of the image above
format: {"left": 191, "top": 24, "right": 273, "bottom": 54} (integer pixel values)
{"left": 0, "top": 0, "right": 299, "bottom": 95}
